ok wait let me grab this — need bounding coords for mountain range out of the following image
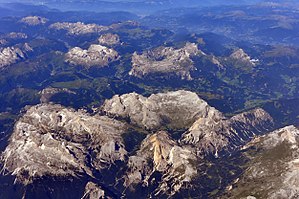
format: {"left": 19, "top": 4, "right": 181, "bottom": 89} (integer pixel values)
{"left": 1, "top": 0, "right": 298, "bottom": 14}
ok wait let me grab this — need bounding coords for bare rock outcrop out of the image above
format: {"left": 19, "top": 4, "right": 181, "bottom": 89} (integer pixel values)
{"left": 0, "top": 43, "right": 33, "bottom": 69}
{"left": 125, "top": 131, "right": 197, "bottom": 196}
{"left": 0, "top": 89, "right": 278, "bottom": 198}
{"left": 230, "top": 49, "right": 251, "bottom": 61}
{"left": 20, "top": 16, "right": 48, "bottom": 26}
{"left": 1, "top": 104, "right": 127, "bottom": 184}
{"left": 229, "top": 49, "right": 258, "bottom": 66}
{"left": 98, "top": 33, "right": 120, "bottom": 46}
{"left": 181, "top": 108, "right": 274, "bottom": 156}
{"left": 65, "top": 44, "right": 119, "bottom": 68}
{"left": 129, "top": 42, "right": 203, "bottom": 80}
{"left": 225, "top": 125, "right": 299, "bottom": 199}
{"left": 82, "top": 182, "right": 108, "bottom": 199}
{"left": 49, "top": 22, "right": 109, "bottom": 35}
{"left": 101, "top": 90, "right": 212, "bottom": 130}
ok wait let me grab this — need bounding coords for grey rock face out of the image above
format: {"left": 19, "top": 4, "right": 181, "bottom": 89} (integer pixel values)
{"left": 49, "top": 22, "right": 109, "bottom": 35}
{"left": 20, "top": 16, "right": 48, "bottom": 26}
{"left": 82, "top": 182, "right": 107, "bottom": 199}
{"left": 230, "top": 49, "right": 251, "bottom": 61}
{"left": 101, "top": 90, "right": 212, "bottom": 130}
{"left": 229, "top": 48, "right": 258, "bottom": 66}
{"left": 225, "top": 125, "right": 299, "bottom": 199}
{"left": 129, "top": 42, "right": 203, "bottom": 80}
{"left": 1, "top": 104, "right": 127, "bottom": 184}
{"left": 0, "top": 43, "right": 33, "bottom": 69}
{"left": 181, "top": 108, "right": 274, "bottom": 156}
{"left": 0, "top": 90, "right": 278, "bottom": 198}
{"left": 125, "top": 131, "right": 197, "bottom": 196}
{"left": 65, "top": 44, "right": 119, "bottom": 68}
{"left": 98, "top": 33, "right": 120, "bottom": 46}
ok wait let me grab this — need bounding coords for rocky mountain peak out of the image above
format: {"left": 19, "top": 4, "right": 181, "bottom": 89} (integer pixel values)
{"left": 261, "top": 125, "right": 299, "bottom": 149}
{"left": 65, "top": 44, "right": 119, "bottom": 68}
{"left": 230, "top": 49, "right": 250, "bottom": 60}
{"left": 49, "top": 22, "right": 109, "bottom": 35}
{"left": 125, "top": 130, "right": 197, "bottom": 196}
{"left": 181, "top": 108, "right": 274, "bottom": 156}
{"left": 0, "top": 43, "right": 33, "bottom": 69}
{"left": 20, "top": 16, "right": 48, "bottom": 26}
{"left": 129, "top": 42, "right": 202, "bottom": 80}
{"left": 0, "top": 90, "right": 279, "bottom": 197}
{"left": 226, "top": 125, "right": 299, "bottom": 199}
{"left": 1, "top": 104, "right": 128, "bottom": 184}
{"left": 98, "top": 33, "right": 121, "bottom": 46}
{"left": 102, "top": 90, "right": 211, "bottom": 130}
{"left": 82, "top": 182, "right": 107, "bottom": 199}
{"left": 144, "top": 131, "right": 175, "bottom": 170}
{"left": 230, "top": 48, "right": 258, "bottom": 66}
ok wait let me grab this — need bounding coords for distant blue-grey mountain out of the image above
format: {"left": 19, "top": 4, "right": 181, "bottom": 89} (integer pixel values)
{"left": 1, "top": 0, "right": 296, "bottom": 14}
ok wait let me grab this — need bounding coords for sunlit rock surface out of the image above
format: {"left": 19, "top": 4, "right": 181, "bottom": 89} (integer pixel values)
{"left": 82, "top": 182, "right": 108, "bottom": 199}
{"left": 20, "top": 16, "right": 48, "bottom": 26}
{"left": 224, "top": 125, "right": 299, "bottom": 199}
{"left": 125, "top": 131, "right": 197, "bottom": 196}
{"left": 129, "top": 42, "right": 203, "bottom": 80}
{"left": 65, "top": 44, "right": 119, "bottom": 68}
{"left": 181, "top": 108, "right": 274, "bottom": 156}
{"left": 49, "top": 22, "right": 109, "bottom": 35}
{"left": 1, "top": 104, "right": 127, "bottom": 184}
{"left": 98, "top": 33, "right": 120, "bottom": 46}
{"left": 0, "top": 90, "right": 279, "bottom": 198}
{"left": 101, "top": 90, "right": 212, "bottom": 130}
{"left": 229, "top": 48, "right": 258, "bottom": 66}
{"left": 0, "top": 43, "right": 33, "bottom": 69}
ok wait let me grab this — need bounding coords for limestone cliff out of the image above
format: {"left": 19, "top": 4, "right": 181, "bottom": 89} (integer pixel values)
{"left": 125, "top": 131, "right": 197, "bottom": 196}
